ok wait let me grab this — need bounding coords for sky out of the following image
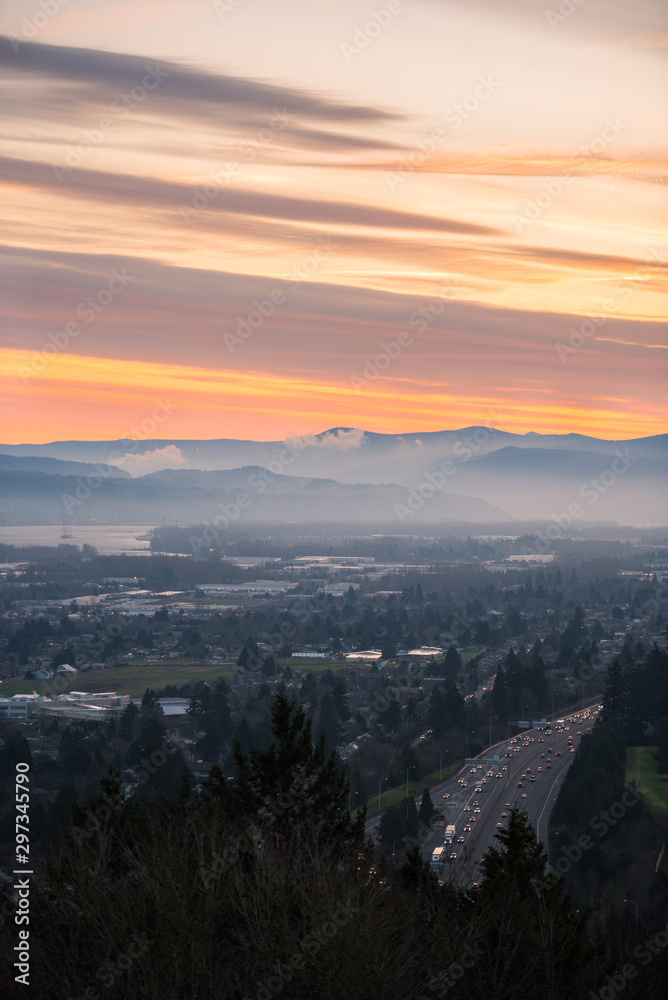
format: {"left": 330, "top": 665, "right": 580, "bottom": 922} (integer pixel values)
{"left": 1, "top": 0, "right": 667, "bottom": 445}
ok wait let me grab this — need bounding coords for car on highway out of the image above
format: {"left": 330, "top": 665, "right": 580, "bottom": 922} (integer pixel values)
{"left": 537, "top": 767, "right": 542, "bottom": 772}
{"left": 463, "top": 825, "right": 472, "bottom": 832}
{"left": 457, "top": 836, "right": 465, "bottom": 843}
{"left": 473, "top": 808, "right": 481, "bottom": 813}
{"left": 496, "top": 822, "right": 503, "bottom": 828}
{"left": 449, "top": 853, "right": 458, "bottom": 860}
{"left": 521, "top": 793, "right": 527, "bottom": 798}
{"left": 472, "top": 801, "right": 479, "bottom": 807}
{"left": 496, "top": 773, "right": 503, "bottom": 778}
{"left": 463, "top": 805, "right": 471, "bottom": 811}
{"left": 470, "top": 882, "right": 480, "bottom": 890}
{"left": 569, "top": 747, "right": 575, "bottom": 752}
{"left": 517, "top": 782, "right": 523, "bottom": 787}
{"left": 540, "top": 753, "right": 545, "bottom": 758}
{"left": 547, "top": 748, "right": 553, "bottom": 753}
{"left": 529, "top": 776, "right": 536, "bottom": 781}
{"left": 443, "top": 793, "right": 450, "bottom": 799}
{"left": 501, "top": 812, "right": 508, "bottom": 818}
{"left": 556, "top": 751, "right": 562, "bottom": 756}
{"left": 546, "top": 763, "right": 552, "bottom": 769}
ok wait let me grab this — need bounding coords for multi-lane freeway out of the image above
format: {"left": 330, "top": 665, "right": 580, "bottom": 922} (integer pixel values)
{"left": 367, "top": 705, "right": 600, "bottom": 887}
{"left": 419, "top": 706, "right": 600, "bottom": 886}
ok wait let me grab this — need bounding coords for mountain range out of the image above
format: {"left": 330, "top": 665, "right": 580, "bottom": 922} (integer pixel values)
{"left": 0, "top": 427, "right": 665, "bottom": 526}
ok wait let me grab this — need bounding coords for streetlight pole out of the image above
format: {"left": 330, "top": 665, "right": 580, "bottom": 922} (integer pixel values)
{"left": 378, "top": 776, "right": 387, "bottom": 815}
{"left": 392, "top": 839, "right": 403, "bottom": 865}
{"left": 406, "top": 766, "right": 416, "bottom": 817}
{"left": 440, "top": 749, "right": 445, "bottom": 781}
{"left": 522, "top": 704, "right": 528, "bottom": 724}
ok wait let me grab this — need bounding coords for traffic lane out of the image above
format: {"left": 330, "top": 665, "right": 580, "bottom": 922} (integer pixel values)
{"left": 400, "top": 714, "right": 596, "bottom": 860}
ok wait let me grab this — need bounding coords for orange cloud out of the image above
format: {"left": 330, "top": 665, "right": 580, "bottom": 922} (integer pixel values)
{"left": 1, "top": 348, "right": 665, "bottom": 444}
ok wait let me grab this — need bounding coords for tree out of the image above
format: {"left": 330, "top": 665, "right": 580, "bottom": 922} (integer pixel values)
{"left": 443, "top": 644, "right": 463, "bottom": 681}
{"left": 601, "top": 658, "right": 628, "bottom": 726}
{"left": 378, "top": 699, "right": 401, "bottom": 732}
{"left": 418, "top": 787, "right": 434, "bottom": 828}
{"left": 315, "top": 692, "right": 340, "bottom": 757}
{"left": 378, "top": 802, "right": 405, "bottom": 849}
{"left": 478, "top": 809, "right": 594, "bottom": 998}
{"left": 140, "top": 687, "right": 163, "bottom": 720}
{"left": 118, "top": 701, "right": 140, "bottom": 742}
{"left": 232, "top": 690, "right": 365, "bottom": 855}
{"left": 490, "top": 666, "right": 508, "bottom": 718}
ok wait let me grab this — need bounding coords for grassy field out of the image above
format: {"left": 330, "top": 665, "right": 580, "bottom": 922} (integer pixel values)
{"left": 0, "top": 660, "right": 236, "bottom": 699}
{"left": 357, "top": 762, "right": 463, "bottom": 821}
{"left": 626, "top": 746, "right": 668, "bottom": 815}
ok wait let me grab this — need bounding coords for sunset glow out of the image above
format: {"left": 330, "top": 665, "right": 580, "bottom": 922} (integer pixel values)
{"left": 1, "top": 0, "right": 666, "bottom": 444}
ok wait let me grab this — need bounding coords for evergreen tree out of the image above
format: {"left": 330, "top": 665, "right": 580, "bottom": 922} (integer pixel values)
{"left": 490, "top": 666, "right": 508, "bottom": 718}
{"left": 315, "top": 692, "right": 340, "bottom": 757}
{"left": 478, "top": 809, "right": 594, "bottom": 997}
{"left": 418, "top": 787, "right": 434, "bottom": 828}
{"left": 118, "top": 701, "right": 140, "bottom": 742}
{"left": 443, "top": 643, "right": 463, "bottom": 681}
{"left": 601, "top": 657, "right": 628, "bottom": 726}
{"left": 232, "top": 690, "right": 365, "bottom": 855}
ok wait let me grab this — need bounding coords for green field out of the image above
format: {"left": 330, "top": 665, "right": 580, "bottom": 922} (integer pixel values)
{"left": 626, "top": 746, "right": 668, "bottom": 815}
{"left": 358, "top": 762, "right": 462, "bottom": 821}
{"left": 0, "top": 660, "right": 235, "bottom": 699}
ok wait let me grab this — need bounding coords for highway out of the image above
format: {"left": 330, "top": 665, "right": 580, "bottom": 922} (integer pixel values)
{"left": 421, "top": 706, "right": 600, "bottom": 887}
{"left": 366, "top": 706, "right": 599, "bottom": 888}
